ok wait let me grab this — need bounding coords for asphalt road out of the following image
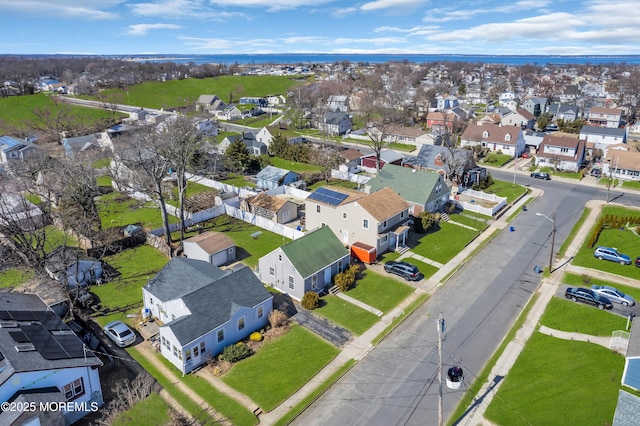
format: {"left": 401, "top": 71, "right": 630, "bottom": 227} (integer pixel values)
{"left": 293, "top": 176, "right": 611, "bottom": 426}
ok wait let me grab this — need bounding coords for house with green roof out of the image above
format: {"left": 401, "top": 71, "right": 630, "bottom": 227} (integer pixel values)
{"left": 258, "top": 226, "right": 350, "bottom": 300}
{"left": 365, "top": 164, "right": 450, "bottom": 215}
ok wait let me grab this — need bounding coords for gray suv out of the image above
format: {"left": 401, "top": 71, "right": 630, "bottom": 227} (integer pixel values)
{"left": 384, "top": 261, "right": 423, "bottom": 281}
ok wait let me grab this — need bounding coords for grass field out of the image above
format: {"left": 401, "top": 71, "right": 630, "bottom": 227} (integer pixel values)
{"left": 484, "top": 332, "right": 624, "bottom": 426}
{"left": 269, "top": 156, "right": 322, "bottom": 173}
{"left": 97, "top": 191, "right": 178, "bottom": 230}
{"left": 0, "top": 93, "right": 123, "bottom": 134}
{"left": 539, "top": 296, "right": 628, "bottom": 336}
{"left": 0, "top": 268, "right": 35, "bottom": 288}
{"left": 221, "top": 324, "right": 340, "bottom": 412}
{"left": 346, "top": 269, "right": 415, "bottom": 313}
{"left": 96, "top": 75, "right": 307, "bottom": 111}
{"left": 112, "top": 393, "right": 171, "bottom": 426}
{"left": 314, "top": 295, "right": 380, "bottom": 335}
{"left": 411, "top": 221, "right": 482, "bottom": 264}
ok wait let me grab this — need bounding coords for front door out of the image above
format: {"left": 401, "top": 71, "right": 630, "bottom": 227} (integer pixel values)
{"left": 324, "top": 267, "right": 331, "bottom": 285}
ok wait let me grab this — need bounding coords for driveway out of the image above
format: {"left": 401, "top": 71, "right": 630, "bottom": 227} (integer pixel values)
{"left": 273, "top": 293, "right": 352, "bottom": 347}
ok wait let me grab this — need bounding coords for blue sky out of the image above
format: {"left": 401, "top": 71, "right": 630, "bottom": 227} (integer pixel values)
{"left": 1, "top": 0, "right": 639, "bottom": 56}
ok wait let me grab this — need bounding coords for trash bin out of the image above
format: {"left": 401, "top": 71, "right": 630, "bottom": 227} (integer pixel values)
{"left": 509, "top": 226, "right": 515, "bottom": 232}
{"left": 534, "top": 265, "right": 542, "bottom": 274}
{"left": 522, "top": 205, "right": 527, "bottom": 212}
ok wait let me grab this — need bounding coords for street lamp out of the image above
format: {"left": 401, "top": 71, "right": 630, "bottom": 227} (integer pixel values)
{"left": 536, "top": 211, "right": 556, "bottom": 272}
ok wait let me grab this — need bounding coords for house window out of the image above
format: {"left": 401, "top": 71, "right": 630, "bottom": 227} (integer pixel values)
{"left": 200, "top": 342, "right": 206, "bottom": 353}
{"left": 505, "top": 134, "right": 511, "bottom": 141}
{"left": 312, "top": 275, "right": 318, "bottom": 290}
{"left": 63, "top": 378, "right": 85, "bottom": 401}
{"left": 278, "top": 254, "right": 282, "bottom": 262}
{"left": 400, "top": 211, "right": 404, "bottom": 218}
{"left": 288, "top": 275, "right": 294, "bottom": 289}
{"left": 482, "top": 131, "right": 489, "bottom": 138}
{"left": 258, "top": 306, "right": 264, "bottom": 319}
{"left": 217, "top": 330, "right": 224, "bottom": 342}
{"left": 172, "top": 345, "right": 178, "bottom": 358}
{"left": 228, "top": 248, "right": 234, "bottom": 254}
{"left": 238, "top": 317, "right": 245, "bottom": 331}
{"left": 186, "top": 349, "right": 192, "bottom": 362}
{"left": 161, "top": 336, "right": 167, "bottom": 348}
{"left": 338, "top": 259, "right": 343, "bottom": 271}
{"left": 342, "top": 212, "right": 347, "bottom": 219}
{"left": 363, "top": 219, "right": 369, "bottom": 229}
{"left": 316, "top": 205, "right": 321, "bottom": 213}
{"left": 194, "top": 345, "right": 199, "bottom": 357}
{"left": 383, "top": 220, "right": 387, "bottom": 228}
{"left": 269, "top": 267, "right": 275, "bottom": 276}
{"left": 380, "top": 235, "right": 388, "bottom": 244}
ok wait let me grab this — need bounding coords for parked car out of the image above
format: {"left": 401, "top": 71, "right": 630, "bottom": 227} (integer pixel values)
{"left": 521, "top": 152, "right": 530, "bottom": 158}
{"left": 593, "top": 246, "right": 631, "bottom": 265}
{"left": 590, "top": 168, "right": 602, "bottom": 178}
{"left": 384, "top": 261, "right": 423, "bottom": 281}
{"left": 104, "top": 321, "right": 137, "bottom": 347}
{"left": 564, "top": 287, "right": 613, "bottom": 309}
{"left": 591, "top": 285, "right": 635, "bottom": 307}
{"left": 531, "top": 172, "right": 551, "bottom": 180}
{"left": 530, "top": 172, "right": 551, "bottom": 180}
{"left": 636, "top": 256, "right": 640, "bottom": 268}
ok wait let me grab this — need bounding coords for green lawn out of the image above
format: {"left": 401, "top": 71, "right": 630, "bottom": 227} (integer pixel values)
{"left": 269, "top": 157, "right": 322, "bottom": 173}
{"left": 484, "top": 179, "right": 528, "bottom": 204}
{"left": 397, "top": 257, "right": 439, "bottom": 279}
{"left": 0, "top": 268, "right": 35, "bottom": 288}
{"left": 539, "top": 297, "right": 628, "bottom": 336}
{"left": 622, "top": 180, "right": 640, "bottom": 190}
{"left": 411, "top": 221, "right": 481, "bottom": 264}
{"left": 446, "top": 213, "right": 490, "bottom": 231}
{"left": 91, "top": 245, "right": 169, "bottom": 326}
{"left": 97, "top": 191, "right": 177, "bottom": 230}
{"left": 42, "top": 225, "right": 77, "bottom": 253}
{"left": 236, "top": 113, "right": 281, "bottom": 128}
{"left": 306, "top": 178, "right": 358, "bottom": 192}
{"left": 112, "top": 393, "right": 170, "bottom": 426}
{"left": 96, "top": 175, "right": 113, "bottom": 187}
{"left": 220, "top": 173, "right": 256, "bottom": 188}
{"left": 166, "top": 182, "right": 217, "bottom": 208}
{"left": 314, "top": 295, "right": 380, "bottom": 335}
{"left": 485, "top": 333, "right": 624, "bottom": 426}
{"left": 221, "top": 324, "right": 340, "bottom": 412}
{"left": 346, "top": 269, "right": 415, "bottom": 313}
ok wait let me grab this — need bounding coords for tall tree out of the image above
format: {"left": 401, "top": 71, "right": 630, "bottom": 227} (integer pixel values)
{"left": 225, "top": 138, "right": 251, "bottom": 171}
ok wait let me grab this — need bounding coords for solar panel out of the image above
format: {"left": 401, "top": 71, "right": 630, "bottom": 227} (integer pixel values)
{"left": 0, "top": 311, "right": 12, "bottom": 320}
{"left": 9, "top": 331, "right": 29, "bottom": 343}
{"left": 53, "top": 334, "right": 85, "bottom": 358}
{"left": 308, "top": 187, "right": 349, "bottom": 206}
{"left": 22, "top": 324, "right": 72, "bottom": 360}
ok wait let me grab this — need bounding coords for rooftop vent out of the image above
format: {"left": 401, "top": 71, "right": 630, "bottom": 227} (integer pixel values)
{"left": 15, "top": 344, "right": 36, "bottom": 352}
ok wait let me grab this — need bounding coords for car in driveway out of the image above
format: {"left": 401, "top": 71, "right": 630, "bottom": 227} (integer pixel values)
{"left": 384, "top": 261, "right": 423, "bottom": 281}
{"left": 104, "top": 321, "right": 137, "bottom": 347}
{"left": 564, "top": 287, "right": 613, "bottom": 309}
{"left": 593, "top": 246, "right": 631, "bottom": 265}
{"left": 591, "top": 285, "right": 635, "bottom": 307}
{"left": 530, "top": 172, "right": 551, "bottom": 180}
{"left": 635, "top": 256, "right": 640, "bottom": 268}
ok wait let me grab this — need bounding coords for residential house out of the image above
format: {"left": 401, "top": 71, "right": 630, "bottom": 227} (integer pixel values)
{"left": 613, "top": 390, "right": 640, "bottom": 426}
{"left": 44, "top": 246, "right": 103, "bottom": 288}
{"left": 586, "top": 107, "right": 623, "bottom": 128}
{"left": 500, "top": 108, "right": 536, "bottom": 130}
{"left": 305, "top": 186, "right": 410, "bottom": 258}
{"left": 360, "top": 149, "right": 404, "bottom": 172}
{"left": 436, "top": 95, "right": 459, "bottom": 111}
{"left": 317, "top": 112, "right": 352, "bottom": 136}
{"left": 460, "top": 123, "right": 526, "bottom": 157}
{"left": 258, "top": 226, "right": 350, "bottom": 300}
{"left": 535, "top": 134, "right": 586, "bottom": 172}
{"left": 266, "top": 95, "right": 286, "bottom": 106}
{"left": 401, "top": 144, "right": 485, "bottom": 186}
{"left": 218, "top": 133, "right": 267, "bottom": 156}
{"left": 546, "top": 104, "right": 580, "bottom": 122}
{"left": 603, "top": 150, "right": 640, "bottom": 182}
{"left": 523, "top": 130, "right": 546, "bottom": 153}
{"left": 194, "top": 119, "right": 218, "bottom": 137}
{"left": 385, "top": 126, "right": 432, "bottom": 146}
{"left": 0, "top": 135, "right": 38, "bottom": 163}
{"left": 183, "top": 231, "right": 236, "bottom": 266}
{"left": 327, "top": 95, "right": 349, "bottom": 112}
{"left": 241, "top": 192, "right": 298, "bottom": 224}
{"left": 61, "top": 134, "right": 102, "bottom": 159}
{"left": 0, "top": 293, "right": 103, "bottom": 426}
{"left": 338, "top": 148, "right": 363, "bottom": 174}
{"left": 196, "top": 95, "right": 226, "bottom": 112}
{"left": 142, "top": 258, "right": 273, "bottom": 374}
{"left": 216, "top": 105, "right": 242, "bottom": 121}
{"left": 365, "top": 164, "right": 450, "bottom": 214}
{"left": 255, "top": 165, "right": 300, "bottom": 190}
{"left": 425, "top": 111, "right": 458, "bottom": 133}
{"left": 579, "top": 125, "right": 627, "bottom": 154}
{"left": 0, "top": 193, "right": 45, "bottom": 231}
{"left": 521, "top": 97, "right": 548, "bottom": 117}
{"left": 499, "top": 91, "right": 519, "bottom": 111}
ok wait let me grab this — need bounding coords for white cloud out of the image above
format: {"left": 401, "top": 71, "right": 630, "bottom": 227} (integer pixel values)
{"left": 0, "top": 0, "right": 121, "bottom": 19}
{"left": 127, "top": 23, "right": 182, "bottom": 36}
{"left": 128, "top": 0, "right": 243, "bottom": 20}
{"left": 422, "top": 1, "right": 552, "bottom": 23}
{"left": 360, "top": 0, "right": 426, "bottom": 12}
{"left": 374, "top": 25, "right": 439, "bottom": 36}
{"left": 208, "top": 0, "right": 334, "bottom": 12}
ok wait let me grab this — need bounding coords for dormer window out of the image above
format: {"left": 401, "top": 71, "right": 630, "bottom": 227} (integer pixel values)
{"left": 505, "top": 134, "right": 511, "bottom": 141}
{"left": 482, "top": 131, "right": 489, "bottom": 138}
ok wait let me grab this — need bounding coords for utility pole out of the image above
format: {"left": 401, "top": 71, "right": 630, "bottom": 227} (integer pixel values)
{"left": 437, "top": 312, "right": 444, "bottom": 426}
{"left": 549, "top": 211, "right": 556, "bottom": 273}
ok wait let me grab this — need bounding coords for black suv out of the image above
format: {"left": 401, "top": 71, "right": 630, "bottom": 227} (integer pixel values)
{"left": 384, "top": 261, "right": 423, "bottom": 281}
{"left": 530, "top": 172, "right": 551, "bottom": 180}
{"left": 565, "top": 287, "right": 613, "bottom": 310}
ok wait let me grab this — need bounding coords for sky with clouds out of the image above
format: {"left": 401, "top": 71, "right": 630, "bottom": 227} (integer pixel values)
{"left": 1, "top": 0, "right": 639, "bottom": 56}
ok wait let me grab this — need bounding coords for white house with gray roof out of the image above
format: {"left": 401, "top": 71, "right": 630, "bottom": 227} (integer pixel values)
{"left": 0, "top": 293, "right": 103, "bottom": 426}
{"left": 142, "top": 258, "right": 272, "bottom": 374}
{"left": 0, "top": 135, "right": 39, "bottom": 163}
{"left": 579, "top": 125, "right": 627, "bottom": 154}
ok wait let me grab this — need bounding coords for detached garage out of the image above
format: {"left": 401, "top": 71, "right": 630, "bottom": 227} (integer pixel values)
{"left": 183, "top": 231, "right": 236, "bottom": 266}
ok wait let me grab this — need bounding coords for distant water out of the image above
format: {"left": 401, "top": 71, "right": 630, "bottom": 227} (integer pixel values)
{"left": 122, "top": 53, "right": 640, "bottom": 66}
